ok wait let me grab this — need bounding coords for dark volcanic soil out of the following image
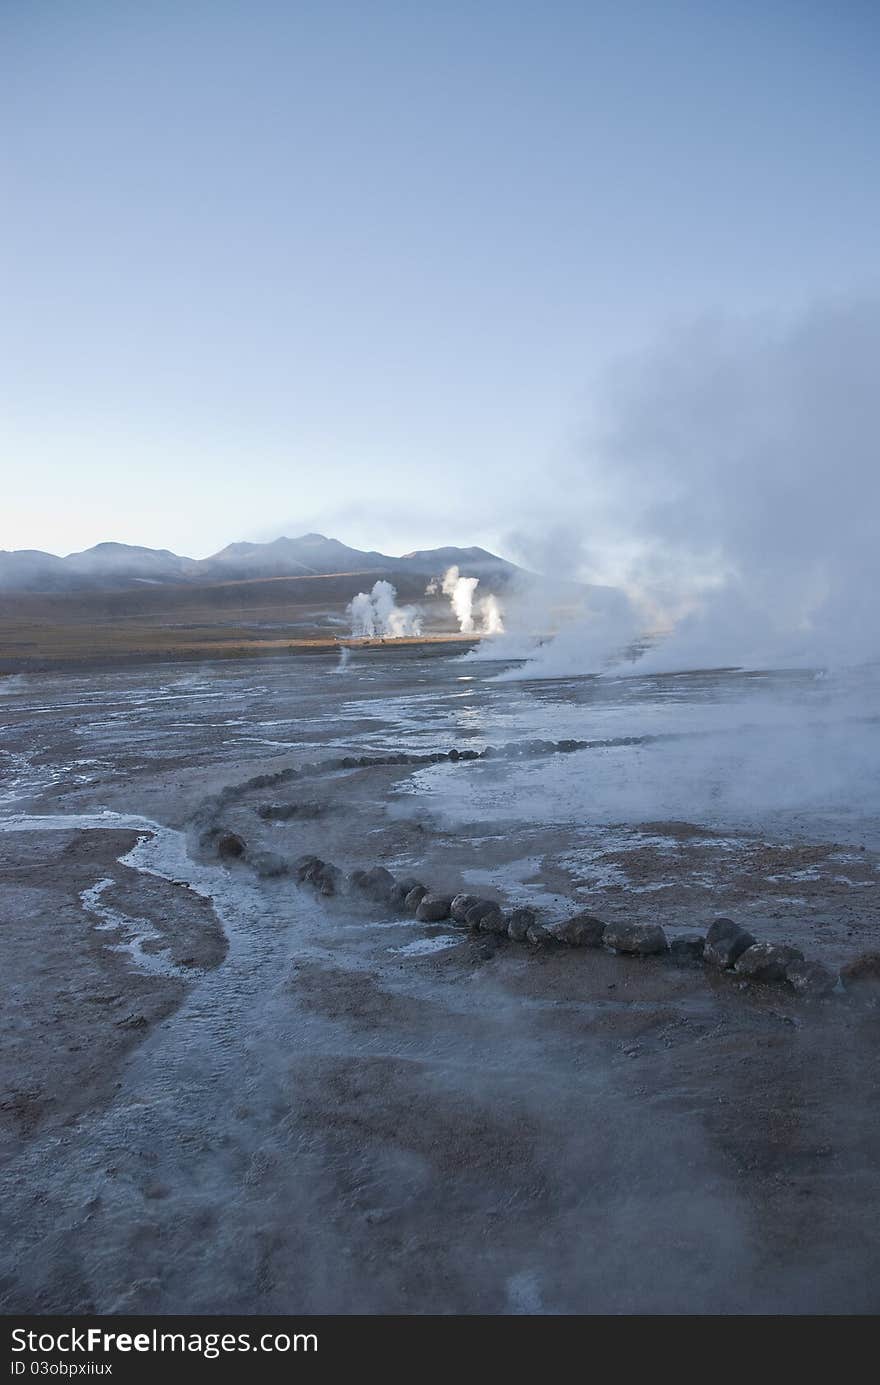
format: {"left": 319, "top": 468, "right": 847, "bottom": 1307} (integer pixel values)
{"left": 1, "top": 652, "right": 878, "bottom": 1313}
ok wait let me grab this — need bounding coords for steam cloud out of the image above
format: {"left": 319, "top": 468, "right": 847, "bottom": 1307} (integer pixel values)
{"left": 502, "top": 301, "right": 880, "bottom": 677}
{"left": 347, "top": 580, "right": 422, "bottom": 638}
{"left": 428, "top": 566, "right": 505, "bottom": 636}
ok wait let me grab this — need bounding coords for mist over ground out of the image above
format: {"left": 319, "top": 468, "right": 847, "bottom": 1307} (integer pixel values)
{"left": 489, "top": 301, "right": 880, "bottom": 678}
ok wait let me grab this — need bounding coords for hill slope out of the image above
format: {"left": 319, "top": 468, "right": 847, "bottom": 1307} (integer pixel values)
{"left": 0, "top": 533, "right": 521, "bottom": 593}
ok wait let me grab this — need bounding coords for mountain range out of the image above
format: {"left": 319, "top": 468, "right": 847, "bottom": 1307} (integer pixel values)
{"left": 0, "top": 534, "right": 521, "bottom": 594}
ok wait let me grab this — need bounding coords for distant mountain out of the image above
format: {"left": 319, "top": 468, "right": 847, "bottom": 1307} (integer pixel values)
{"left": 398, "top": 545, "right": 515, "bottom": 580}
{"left": 0, "top": 549, "right": 70, "bottom": 592}
{"left": 199, "top": 534, "right": 393, "bottom": 581}
{"left": 63, "top": 542, "right": 200, "bottom": 584}
{"left": 0, "top": 533, "right": 524, "bottom": 594}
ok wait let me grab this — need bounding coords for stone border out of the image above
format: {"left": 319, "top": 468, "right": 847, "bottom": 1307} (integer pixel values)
{"left": 193, "top": 741, "right": 879, "bottom": 1004}
{"left": 204, "top": 828, "right": 880, "bottom": 1002}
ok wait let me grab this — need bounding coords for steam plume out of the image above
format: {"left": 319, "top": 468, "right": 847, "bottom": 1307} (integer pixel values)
{"left": 442, "top": 566, "right": 480, "bottom": 633}
{"left": 430, "top": 566, "right": 505, "bottom": 635}
{"left": 347, "top": 580, "right": 422, "bottom": 638}
{"left": 503, "top": 301, "right": 880, "bottom": 677}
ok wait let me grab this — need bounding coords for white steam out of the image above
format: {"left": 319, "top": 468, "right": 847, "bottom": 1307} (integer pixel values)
{"left": 347, "top": 580, "right": 422, "bottom": 638}
{"left": 442, "top": 566, "right": 479, "bottom": 633}
{"left": 479, "top": 592, "right": 505, "bottom": 635}
{"left": 503, "top": 301, "right": 880, "bottom": 678}
{"left": 429, "top": 566, "right": 505, "bottom": 636}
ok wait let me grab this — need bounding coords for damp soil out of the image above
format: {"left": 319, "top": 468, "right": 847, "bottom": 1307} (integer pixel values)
{"left": 1, "top": 653, "right": 878, "bottom": 1314}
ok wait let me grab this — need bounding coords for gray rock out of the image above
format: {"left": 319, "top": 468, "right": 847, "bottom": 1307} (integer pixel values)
{"left": 603, "top": 921, "right": 668, "bottom": 956}
{"left": 478, "top": 907, "right": 507, "bottom": 935}
{"left": 356, "top": 865, "right": 396, "bottom": 902}
{"left": 389, "top": 876, "right": 422, "bottom": 907}
{"left": 669, "top": 934, "right": 706, "bottom": 962}
{"left": 735, "top": 942, "right": 804, "bottom": 983}
{"left": 216, "top": 831, "right": 246, "bottom": 861}
{"left": 703, "top": 917, "right": 756, "bottom": 969}
{"left": 839, "top": 952, "right": 880, "bottom": 995}
{"left": 507, "top": 908, "right": 536, "bottom": 942}
{"left": 786, "top": 958, "right": 837, "bottom": 998}
{"left": 416, "top": 894, "right": 454, "bottom": 922}
{"left": 550, "top": 912, "right": 606, "bottom": 947}
{"left": 526, "top": 921, "right": 555, "bottom": 945}
{"left": 300, "top": 857, "right": 331, "bottom": 887}
{"left": 450, "top": 893, "right": 483, "bottom": 924}
{"left": 295, "top": 854, "right": 323, "bottom": 882}
{"left": 463, "top": 899, "right": 502, "bottom": 931}
{"left": 403, "top": 884, "right": 428, "bottom": 911}
{"left": 248, "top": 850, "right": 290, "bottom": 879}
{"left": 314, "top": 862, "right": 342, "bottom": 896}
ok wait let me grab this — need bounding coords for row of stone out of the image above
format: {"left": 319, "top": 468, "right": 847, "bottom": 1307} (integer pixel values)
{"left": 329, "top": 735, "right": 648, "bottom": 772}
{"left": 198, "top": 734, "right": 655, "bottom": 833}
{"left": 261, "top": 836, "right": 880, "bottom": 1002}
{"left": 209, "top": 831, "right": 876, "bottom": 1000}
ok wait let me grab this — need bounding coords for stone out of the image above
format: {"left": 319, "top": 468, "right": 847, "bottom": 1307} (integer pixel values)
{"left": 669, "top": 934, "right": 706, "bottom": 962}
{"left": 526, "top": 921, "right": 555, "bottom": 945}
{"left": 450, "top": 893, "right": 483, "bottom": 924}
{"left": 314, "top": 862, "right": 342, "bottom": 896}
{"left": 550, "top": 912, "right": 606, "bottom": 947}
{"left": 786, "top": 958, "right": 837, "bottom": 998}
{"left": 603, "top": 921, "right": 668, "bottom": 956}
{"left": 356, "top": 866, "right": 396, "bottom": 902}
{"left": 389, "top": 876, "right": 422, "bottom": 907}
{"left": 248, "top": 851, "right": 289, "bottom": 879}
{"left": 463, "top": 900, "right": 502, "bottom": 931}
{"left": 216, "top": 831, "right": 246, "bottom": 861}
{"left": 735, "top": 942, "right": 804, "bottom": 983}
{"left": 478, "top": 907, "right": 507, "bottom": 935}
{"left": 703, "top": 917, "right": 756, "bottom": 969}
{"left": 415, "top": 894, "right": 454, "bottom": 922}
{"left": 839, "top": 952, "right": 880, "bottom": 996}
{"left": 294, "top": 854, "right": 321, "bottom": 881}
{"left": 507, "top": 908, "right": 536, "bottom": 942}
{"left": 303, "top": 853, "right": 333, "bottom": 886}
{"left": 404, "top": 884, "right": 428, "bottom": 911}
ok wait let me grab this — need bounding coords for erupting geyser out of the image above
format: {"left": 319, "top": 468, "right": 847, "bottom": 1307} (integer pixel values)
{"left": 347, "top": 580, "right": 422, "bottom": 638}
{"left": 428, "top": 566, "right": 505, "bottom": 635}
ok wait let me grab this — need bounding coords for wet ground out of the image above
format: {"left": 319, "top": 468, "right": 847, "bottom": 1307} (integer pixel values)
{"left": 1, "top": 650, "right": 879, "bottom": 1313}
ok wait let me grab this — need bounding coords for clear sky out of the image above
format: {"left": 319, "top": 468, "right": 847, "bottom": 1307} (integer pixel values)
{"left": 2, "top": 0, "right": 878, "bottom": 559}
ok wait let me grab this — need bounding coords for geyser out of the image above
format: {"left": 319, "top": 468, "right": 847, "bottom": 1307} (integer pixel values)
{"left": 347, "top": 580, "right": 422, "bottom": 638}
{"left": 430, "top": 566, "right": 505, "bottom": 636}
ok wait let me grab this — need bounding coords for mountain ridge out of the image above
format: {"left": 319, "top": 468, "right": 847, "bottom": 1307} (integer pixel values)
{"left": 0, "top": 533, "right": 521, "bottom": 594}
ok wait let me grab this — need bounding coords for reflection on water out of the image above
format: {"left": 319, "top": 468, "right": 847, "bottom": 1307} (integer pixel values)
{"left": 0, "top": 656, "right": 878, "bottom": 848}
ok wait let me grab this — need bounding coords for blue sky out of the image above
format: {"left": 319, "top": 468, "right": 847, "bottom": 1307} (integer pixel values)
{"left": 2, "top": 0, "right": 878, "bottom": 559}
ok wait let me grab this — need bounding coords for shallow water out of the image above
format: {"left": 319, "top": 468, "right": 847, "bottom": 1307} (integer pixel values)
{"left": 2, "top": 652, "right": 879, "bottom": 1313}
{"left": 2, "top": 654, "right": 878, "bottom": 834}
